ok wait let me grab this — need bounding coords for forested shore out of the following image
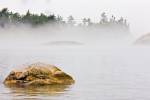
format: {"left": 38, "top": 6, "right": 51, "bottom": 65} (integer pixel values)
{"left": 0, "top": 8, "right": 129, "bottom": 30}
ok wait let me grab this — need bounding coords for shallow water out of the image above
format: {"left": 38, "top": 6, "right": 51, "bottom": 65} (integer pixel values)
{"left": 1, "top": 46, "right": 150, "bottom": 100}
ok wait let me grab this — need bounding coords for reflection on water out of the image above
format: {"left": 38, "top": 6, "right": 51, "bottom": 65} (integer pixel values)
{"left": 1, "top": 46, "right": 150, "bottom": 100}
{"left": 2, "top": 84, "right": 72, "bottom": 100}
{"left": 5, "top": 85, "right": 70, "bottom": 96}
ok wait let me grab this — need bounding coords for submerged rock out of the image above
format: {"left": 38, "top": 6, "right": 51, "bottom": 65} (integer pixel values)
{"left": 4, "top": 63, "right": 75, "bottom": 87}
{"left": 44, "top": 41, "right": 84, "bottom": 46}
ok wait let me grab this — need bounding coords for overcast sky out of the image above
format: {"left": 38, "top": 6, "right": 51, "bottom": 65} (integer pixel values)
{"left": 0, "top": 0, "right": 150, "bottom": 36}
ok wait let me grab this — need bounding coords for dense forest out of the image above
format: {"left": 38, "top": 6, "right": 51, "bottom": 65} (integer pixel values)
{"left": 0, "top": 8, "right": 129, "bottom": 31}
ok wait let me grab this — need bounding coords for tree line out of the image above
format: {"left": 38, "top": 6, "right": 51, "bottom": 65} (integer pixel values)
{"left": 0, "top": 8, "right": 129, "bottom": 29}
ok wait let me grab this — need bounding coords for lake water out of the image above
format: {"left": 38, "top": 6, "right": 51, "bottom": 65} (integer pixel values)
{"left": 0, "top": 46, "right": 150, "bottom": 100}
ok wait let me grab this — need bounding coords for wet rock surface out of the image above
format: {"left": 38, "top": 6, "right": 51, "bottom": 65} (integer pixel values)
{"left": 3, "top": 63, "right": 75, "bottom": 87}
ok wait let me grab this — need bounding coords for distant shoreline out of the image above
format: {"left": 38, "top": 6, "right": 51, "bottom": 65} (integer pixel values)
{"left": 0, "top": 8, "right": 129, "bottom": 30}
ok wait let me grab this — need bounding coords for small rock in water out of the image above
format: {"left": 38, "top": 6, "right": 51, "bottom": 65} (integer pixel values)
{"left": 135, "top": 33, "right": 150, "bottom": 44}
{"left": 3, "top": 62, "right": 75, "bottom": 87}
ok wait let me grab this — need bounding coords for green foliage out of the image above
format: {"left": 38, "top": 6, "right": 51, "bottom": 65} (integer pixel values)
{"left": 0, "top": 8, "right": 129, "bottom": 30}
{"left": 0, "top": 8, "right": 57, "bottom": 26}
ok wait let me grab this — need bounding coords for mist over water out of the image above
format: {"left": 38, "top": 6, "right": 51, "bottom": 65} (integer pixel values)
{"left": 0, "top": 23, "right": 150, "bottom": 100}
{"left": 0, "top": 23, "right": 134, "bottom": 81}
{"left": 0, "top": 1, "right": 150, "bottom": 99}
{"left": 0, "top": 24, "right": 133, "bottom": 48}
{"left": 1, "top": 0, "right": 150, "bottom": 35}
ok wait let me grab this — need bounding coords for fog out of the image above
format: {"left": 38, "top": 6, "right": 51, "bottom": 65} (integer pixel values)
{"left": 0, "top": 23, "right": 133, "bottom": 82}
{"left": 1, "top": 1, "right": 150, "bottom": 100}
{"left": 0, "top": 24, "right": 133, "bottom": 51}
{"left": 0, "top": 0, "right": 150, "bottom": 36}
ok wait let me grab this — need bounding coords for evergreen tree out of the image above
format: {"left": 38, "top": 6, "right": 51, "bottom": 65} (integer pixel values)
{"left": 67, "top": 15, "right": 75, "bottom": 25}
{"left": 100, "top": 12, "right": 108, "bottom": 24}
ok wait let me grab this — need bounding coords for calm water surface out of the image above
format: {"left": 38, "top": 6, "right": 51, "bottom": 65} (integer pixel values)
{"left": 0, "top": 46, "right": 150, "bottom": 100}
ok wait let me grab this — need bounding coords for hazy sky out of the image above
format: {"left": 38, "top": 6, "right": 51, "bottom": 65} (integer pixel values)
{"left": 0, "top": 0, "right": 150, "bottom": 36}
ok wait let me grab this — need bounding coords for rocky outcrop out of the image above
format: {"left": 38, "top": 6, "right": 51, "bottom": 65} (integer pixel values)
{"left": 4, "top": 63, "right": 75, "bottom": 87}
{"left": 135, "top": 33, "right": 150, "bottom": 44}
